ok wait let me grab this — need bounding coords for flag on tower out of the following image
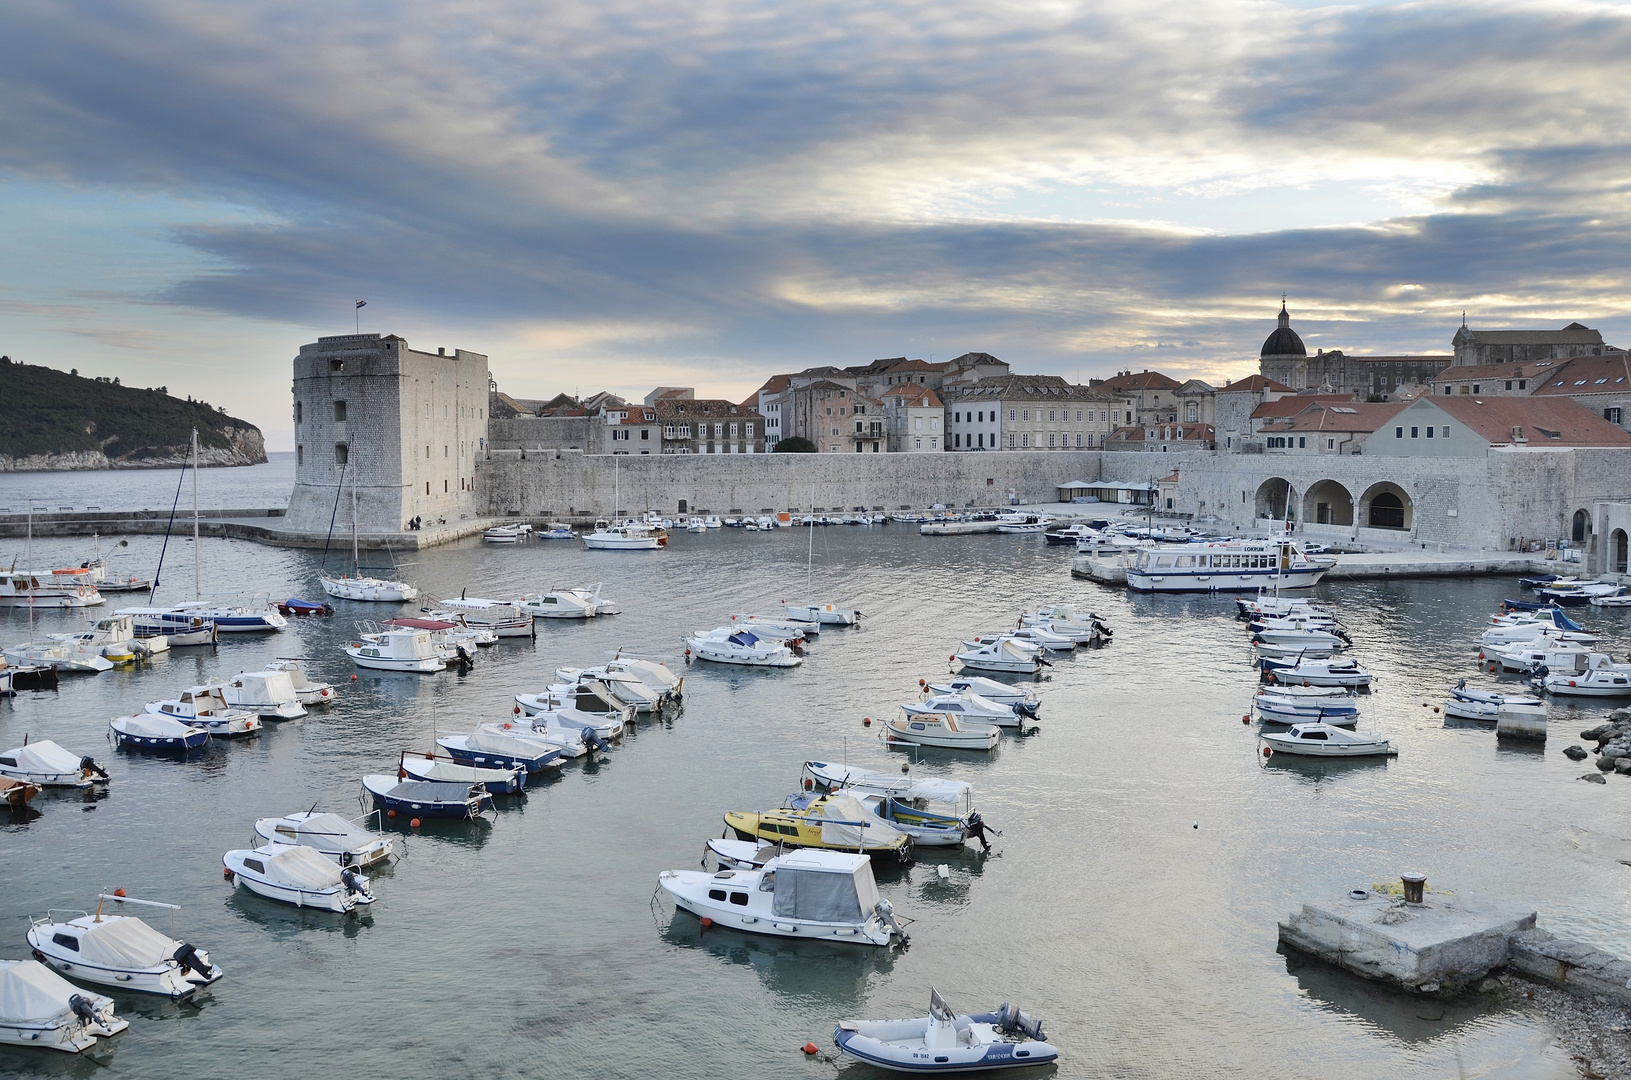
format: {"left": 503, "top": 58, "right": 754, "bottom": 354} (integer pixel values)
{"left": 355, "top": 300, "right": 367, "bottom": 309}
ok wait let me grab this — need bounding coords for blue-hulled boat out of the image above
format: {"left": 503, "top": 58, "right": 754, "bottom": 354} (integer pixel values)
{"left": 399, "top": 753, "right": 527, "bottom": 794}
{"left": 109, "top": 714, "right": 210, "bottom": 751}
{"left": 1501, "top": 597, "right": 1552, "bottom": 611}
{"left": 277, "top": 597, "right": 333, "bottom": 617}
{"left": 1519, "top": 574, "right": 1563, "bottom": 589}
{"left": 436, "top": 729, "right": 563, "bottom": 774}
{"left": 361, "top": 775, "right": 492, "bottom": 819}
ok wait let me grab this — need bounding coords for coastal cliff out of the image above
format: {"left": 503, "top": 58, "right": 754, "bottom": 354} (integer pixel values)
{"left": 0, "top": 356, "right": 267, "bottom": 471}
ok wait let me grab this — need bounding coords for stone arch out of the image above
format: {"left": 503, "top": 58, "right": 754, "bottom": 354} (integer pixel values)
{"left": 1303, "top": 479, "right": 1355, "bottom": 526}
{"left": 1572, "top": 509, "right": 1592, "bottom": 544}
{"left": 1360, "top": 481, "right": 1412, "bottom": 530}
{"left": 1255, "top": 477, "right": 1295, "bottom": 521}
{"left": 1612, "top": 529, "right": 1628, "bottom": 574}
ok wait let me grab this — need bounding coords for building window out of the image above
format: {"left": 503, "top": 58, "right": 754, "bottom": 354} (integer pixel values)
{"left": 334, "top": 443, "right": 348, "bottom": 465}
{"left": 1426, "top": 426, "right": 1434, "bottom": 438}
{"left": 426, "top": 481, "right": 430, "bottom": 495}
{"left": 1008, "top": 433, "right": 1016, "bottom": 447}
{"left": 1606, "top": 407, "right": 1623, "bottom": 424}
{"left": 1009, "top": 409, "right": 1016, "bottom": 421}
{"left": 1023, "top": 410, "right": 1029, "bottom": 421}
{"left": 746, "top": 423, "right": 754, "bottom": 437}
{"left": 914, "top": 438, "right": 922, "bottom": 449}
{"left": 1327, "top": 439, "right": 1334, "bottom": 450}
{"left": 1505, "top": 380, "right": 1513, "bottom": 390}
{"left": 1441, "top": 385, "right": 1451, "bottom": 395}
{"left": 1048, "top": 433, "right": 1056, "bottom": 447}
{"left": 1021, "top": 433, "right": 1029, "bottom": 447}
{"left": 1076, "top": 434, "right": 1082, "bottom": 447}
{"left": 1048, "top": 410, "right": 1055, "bottom": 422}
{"left": 444, "top": 445, "right": 449, "bottom": 457}
{"left": 1395, "top": 427, "right": 1404, "bottom": 438}
{"left": 297, "top": 445, "right": 303, "bottom": 465}
{"left": 1411, "top": 426, "right": 1419, "bottom": 438}
{"left": 642, "top": 429, "right": 650, "bottom": 440}
{"left": 663, "top": 425, "right": 675, "bottom": 438}
{"left": 729, "top": 423, "right": 738, "bottom": 437}
{"left": 1518, "top": 380, "right": 1528, "bottom": 390}
{"left": 1472, "top": 385, "right": 1480, "bottom": 394}
{"left": 295, "top": 401, "right": 303, "bottom": 424}
{"left": 679, "top": 425, "right": 691, "bottom": 438}
{"left": 1077, "top": 411, "right": 1083, "bottom": 422}
{"left": 1442, "top": 426, "right": 1450, "bottom": 438}
{"left": 333, "top": 400, "right": 347, "bottom": 422}
{"left": 444, "top": 479, "right": 448, "bottom": 492}
{"left": 714, "top": 423, "right": 724, "bottom": 437}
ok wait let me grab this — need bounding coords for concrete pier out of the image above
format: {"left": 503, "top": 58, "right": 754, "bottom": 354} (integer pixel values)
{"left": 1278, "top": 887, "right": 1537, "bottom": 994}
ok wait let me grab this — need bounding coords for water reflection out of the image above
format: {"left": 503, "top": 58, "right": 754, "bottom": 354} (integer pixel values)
{"left": 1260, "top": 755, "right": 1393, "bottom": 782}
{"left": 1280, "top": 944, "right": 1501, "bottom": 1046}
{"left": 659, "top": 912, "right": 898, "bottom": 1003}
{"left": 225, "top": 890, "right": 375, "bottom": 936}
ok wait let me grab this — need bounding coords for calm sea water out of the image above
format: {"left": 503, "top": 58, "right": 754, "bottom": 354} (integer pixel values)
{"left": 0, "top": 454, "right": 297, "bottom": 514}
{"left": 4, "top": 512, "right": 1628, "bottom": 1079}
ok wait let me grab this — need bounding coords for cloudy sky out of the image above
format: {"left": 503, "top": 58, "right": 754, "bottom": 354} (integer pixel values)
{"left": 4, "top": 0, "right": 1631, "bottom": 449}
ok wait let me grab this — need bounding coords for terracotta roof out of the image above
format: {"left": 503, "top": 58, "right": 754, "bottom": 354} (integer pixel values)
{"left": 1158, "top": 471, "right": 1180, "bottom": 484}
{"left": 1250, "top": 393, "right": 1357, "bottom": 419}
{"left": 881, "top": 385, "right": 943, "bottom": 408}
{"left": 1261, "top": 402, "right": 1405, "bottom": 434}
{"left": 960, "top": 375, "right": 1119, "bottom": 402}
{"left": 885, "top": 358, "right": 948, "bottom": 374}
{"left": 1100, "top": 370, "right": 1181, "bottom": 392}
{"left": 1220, "top": 374, "right": 1295, "bottom": 393}
{"left": 653, "top": 398, "right": 745, "bottom": 419}
{"left": 1431, "top": 359, "right": 1562, "bottom": 384}
{"left": 1107, "top": 423, "right": 1214, "bottom": 442}
{"left": 1424, "top": 396, "right": 1631, "bottom": 447}
{"left": 1459, "top": 323, "right": 1604, "bottom": 347}
{"left": 1530, "top": 353, "right": 1631, "bottom": 397}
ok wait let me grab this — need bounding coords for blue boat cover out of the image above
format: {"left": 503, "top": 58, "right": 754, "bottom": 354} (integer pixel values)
{"left": 727, "top": 631, "right": 760, "bottom": 647}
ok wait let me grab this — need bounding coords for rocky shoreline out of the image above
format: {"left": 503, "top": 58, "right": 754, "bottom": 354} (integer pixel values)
{"left": 0, "top": 427, "right": 266, "bottom": 471}
{"left": 1568, "top": 708, "right": 1631, "bottom": 783}
{"left": 1504, "top": 973, "right": 1631, "bottom": 1079}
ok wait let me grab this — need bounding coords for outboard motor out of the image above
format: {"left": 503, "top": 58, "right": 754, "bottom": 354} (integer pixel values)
{"left": 172, "top": 943, "right": 211, "bottom": 980}
{"left": 1092, "top": 618, "right": 1112, "bottom": 639}
{"left": 340, "top": 867, "right": 372, "bottom": 902}
{"left": 455, "top": 645, "right": 473, "bottom": 667}
{"left": 79, "top": 756, "right": 109, "bottom": 780}
{"left": 965, "top": 811, "right": 993, "bottom": 852}
{"left": 874, "top": 899, "right": 910, "bottom": 946}
{"left": 1335, "top": 627, "right": 1353, "bottom": 645}
{"left": 995, "top": 1003, "right": 1045, "bottom": 1041}
{"left": 130, "top": 639, "right": 153, "bottom": 659}
{"left": 67, "top": 993, "right": 110, "bottom": 1034}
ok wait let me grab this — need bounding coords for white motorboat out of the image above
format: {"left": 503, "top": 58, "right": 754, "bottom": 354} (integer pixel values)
{"left": 266, "top": 658, "right": 338, "bottom": 706}
{"left": 382, "top": 616, "right": 490, "bottom": 657}
{"left": 686, "top": 628, "right": 802, "bottom": 667}
{"left": 1255, "top": 683, "right": 1353, "bottom": 699}
{"left": 507, "top": 696, "right": 626, "bottom": 740}
{"left": 784, "top": 603, "right": 861, "bottom": 626}
{"left": 583, "top": 520, "right": 666, "bottom": 550}
{"left": 1254, "top": 690, "right": 1359, "bottom": 726}
{"left": 724, "top": 614, "right": 810, "bottom": 645}
{"left": 1128, "top": 538, "right": 1334, "bottom": 593}
{"left": 361, "top": 775, "right": 493, "bottom": 820}
{"left": 398, "top": 754, "right": 527, "bottom": 794}
{"left": 1443, "top": 681, "right": 1546, "bottom": 721}
{"left": 1253, "top": 627, "right": 1349, "bottom": 650}
{"left": 108, "top": 714, "right": 210, "bottom": 751}
{"left": 995, "top": 512, "right": 1051, "bottom": 534}
{"left": 436, "top": 727, "right": 565, "bottom": 773}
{"left": 520, "top": 590, "right": 598, "bottom": 619}
{"left": 607, "top": 656, "right": 682, "bottom": 701}
{"left": 703, "top": 516, "right": 722, "bottom": 529}
{"left": 954, "top": 639, "right": 1042, "bottom": 675}
{"left": 145, "top": 685, "right": 263, "bottom": 737}
{"left": 1590, "top": 594, "right": 1631, "bottom": 608}
{"left": 1490, "top": 641, "right": 1591, "bottom": 673}
{"left": 482, "top": 524, "right": 532, "bottom": 543}
{"left": 1259, "top": 657, "right": 1373, "bottom": 687}
{"left": 1253, "top": 641, "right": 1342, "bottom": 661}
{"left": 568, "top": 582, "right": 621, "bottom": 615}
{"left": 536, "top": 522, "right": 575, "bottom": 540}
{"left": 1236, "top": 596, "right": 1318, "bottom": 619}
{"left": 1020, "top": 604, "right": 1111, "bottom": 644}
{"left": 999, "top": 625, "right": 1075, "bottom": 652}
{"left": 0, "top": 740, "right": 109, "bottom": 788}
{"left": 434, "top": 597, "right": 535, "bottom": 638}
{"left": 884, "top": 712, "right": 1001, "bottom": 750}
{"left": 834, "top": 990, "right": 1058, "bottom": 1074}
{"left": 253, "top": 811, "right": 394, "bottom": 869}
{"left": 166, "top": 598, "right": 288, "bottom": 633}
{"left": 1480, "top": 619, "right": 1596, "bottom": 648}
{"left": 903, "top": 693, "right": 1022, "bottom": 728}
{"left": 3, "top": 640, "right": 113, "bottom": 674}
{"left": 801, "top": 762, "right": 977, "bottom": 824}
{"left": 0, "top": 570, "right": 104, "bottom": 609}
{"left": 27, "top": 896, "right": 222, "bottom": 999}
{"left": 118, "top": 607, "right": 217, "bottom": 646}
{"left": 0, "top": 959, "right": 127, "bottom": 1053}
{"left": 659, "top": 849, "right": 909, "bottom": 946}
{"left": 924, "top": 677, "right": 1039, "bottom": 715}
{"left": 1249, "top": 611, "right": 1340, "bottom": 633}
{"left": 552, "top": 666, "right": 669, "bottom": 712}
{"left": 854, "top": 793, "right": 971, "bottom": 847}
{"left": 1260, "top": 722, "right": 1396, "bottom": 757}
{"left": 221, "top": 670, "right": 309, "bottom": 720}
{"left": 48, "top": 614, "right": 157, "bottom": 662}
{"left": 961, "top": 634, "right": 1041, "bottom": 656}
{"left": 223, "top": 843, "right": 374, "bottom": 912}
{"left": 345, "top": 628, "right": 446, "bottom": 673}
{"left": 1542, "top": 654, "right": 1631, "bottom": 696}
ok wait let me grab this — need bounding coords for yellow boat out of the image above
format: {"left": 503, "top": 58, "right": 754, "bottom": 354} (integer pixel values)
{"left": 723, "top": 791, "right": 913, "bottom": 860}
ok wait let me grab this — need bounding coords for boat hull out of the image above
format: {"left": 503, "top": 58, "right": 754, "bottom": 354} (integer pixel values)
{"left": 320, "top": 576, "right": 418, "bottom": 602}
{"left": 109, "top": 721, "right": 209, "bottom": 751}
{"left": 658, "top": 872, "right": 893, "bottom": 946}
{"left": 26, "top": 932, "right": 220, "bottom": 1000}
{"left": 435, "top": 735, "right": 561, "bottom": 774}
{"left": 1127, "top": 565, "right": 1329, "bottom": 593}
{"left": 223, "top": 862, "right": 357, "bottom": 913}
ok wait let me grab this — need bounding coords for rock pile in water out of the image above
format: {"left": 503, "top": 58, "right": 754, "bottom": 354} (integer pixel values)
{"left": 1578, "top": 708, "right": 1631, "bottom": 776}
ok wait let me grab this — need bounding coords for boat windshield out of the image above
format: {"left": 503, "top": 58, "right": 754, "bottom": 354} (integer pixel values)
{"left": 771, "top": 869, "right": 863, "bottom": 922}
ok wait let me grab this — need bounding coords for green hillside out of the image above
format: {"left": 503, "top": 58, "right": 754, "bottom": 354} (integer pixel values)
{"left": 0, "top": 355, "right": 265, "bottom": 463}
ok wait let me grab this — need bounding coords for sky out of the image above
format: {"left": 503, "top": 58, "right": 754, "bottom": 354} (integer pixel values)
{"left": 4, "top": 0, "right": 1631, "bottom": 451}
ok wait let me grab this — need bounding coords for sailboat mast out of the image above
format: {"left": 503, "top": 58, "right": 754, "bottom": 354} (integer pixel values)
{"left": 25, "top": 501, "right": 32, "bottom": 575}
{"left": 192, "top": 428, "right": 200, "bottom": 600}
{"left": 351, "top": 467, "right": 360, "bottom": 573}
{"left": 806, "top": 483, "right": 815, "bottom": 601}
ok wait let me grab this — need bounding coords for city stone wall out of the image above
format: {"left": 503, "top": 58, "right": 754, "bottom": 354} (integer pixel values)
{"left": 489, "top": 415, "right": 597, "bottom": 452}
{"left": 479, "top": 449, "right": 1106, "bottom": 518}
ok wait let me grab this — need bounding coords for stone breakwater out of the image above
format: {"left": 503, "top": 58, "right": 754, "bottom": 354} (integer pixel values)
{"left": 0, "top": 426, "right": 266, "bottom": 471}
{"left": 1569, "top": 708, "right": 1631, "bottom": 783}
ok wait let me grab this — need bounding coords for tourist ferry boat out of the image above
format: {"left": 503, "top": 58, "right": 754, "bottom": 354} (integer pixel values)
{"left": 1125, "top": 539, "right": 1334, "bottom": 593}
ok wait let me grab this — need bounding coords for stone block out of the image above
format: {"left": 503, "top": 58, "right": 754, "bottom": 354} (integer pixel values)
{"left": 1278, "top": 889, "right": 1536, "bottom": 994}
{"left": 1509, "top": 928, "right": 1631, "bottom": 1005}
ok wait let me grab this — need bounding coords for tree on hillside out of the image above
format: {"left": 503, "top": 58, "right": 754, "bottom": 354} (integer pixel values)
{"left": 773, "top": 436, "right": 817, "bottom": 453}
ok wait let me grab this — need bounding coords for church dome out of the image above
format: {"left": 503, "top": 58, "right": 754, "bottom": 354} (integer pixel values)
{"left": 1260, "top": 301, "right": 1306, "bottom": 357}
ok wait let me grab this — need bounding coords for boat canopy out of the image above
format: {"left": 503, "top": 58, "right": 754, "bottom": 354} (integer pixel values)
{"left": 382, "top": 780, "right": 472, "bottom": 802}
{"left": 72, "top": 917, "right": 176, "bottom": 970}
{"left": 268, "top": 813, "right": 373, "bottom": 852}
{"left": 115, "top": 715, "right": 194, "bottom": 738}
{"left": 465, "top": 728, "right": 554, "bottom": 755}
{"left": 769, "top": 851, "right": 879, "bottom": 922}
{"left": 0, "top": 740, "right": 82, "bottom": 774}
{"left": 0, "top": 959, "right": 86, "bottom": 1025}
{"left": 258, "top": 845, "right": 343, "bottom": 890}
{"left": 727, "top": 631, "right": 762, "bottom": 647}
{"left": 816, "top": 794, "right": 907, "bottom": 848}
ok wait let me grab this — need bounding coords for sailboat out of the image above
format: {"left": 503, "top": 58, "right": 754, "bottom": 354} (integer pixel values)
{"left": 783, "top": 485, "right": 862, "bottom": 625}
{"left": 319, "top": 462, "right": 419, "bottom": 602}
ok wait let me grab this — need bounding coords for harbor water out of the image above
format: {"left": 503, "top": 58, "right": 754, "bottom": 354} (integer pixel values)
{"left": 3, "top": 478, "right": 1629, "bottom": 1079}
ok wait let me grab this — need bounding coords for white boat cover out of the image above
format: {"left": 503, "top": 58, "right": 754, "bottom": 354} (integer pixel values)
{"left": 466, "top": 728, "right": 554, "bottom": 755}
{"left": 1, "top": 740, "right": 82, "bottom": 773}
{"left": 0, "top": 959, "right": 81, "bottom": 1023}
{"left": 74, "top": 917, "right": 176, "bottom": 970}
{"left": 114, "top": 714, "right": 195, "bottom": 738}
{"left": 771, "top": 866, "right": 867, "bottom": 923}
{"left": 262, "top": 844, "right": 344, "bottom": 890}
{"left": 903, "top": 779, "right": 971, "bottom": 805}
{"left": 267, "top": 813, "right": 372, "bottom": 852}
{"left": 816, "top": 794, "right": 907, "bottom": 848}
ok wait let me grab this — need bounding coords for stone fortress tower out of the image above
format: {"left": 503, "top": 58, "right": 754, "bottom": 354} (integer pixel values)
{"left": 284, "top": 333, "right": 490, "bottom": 536}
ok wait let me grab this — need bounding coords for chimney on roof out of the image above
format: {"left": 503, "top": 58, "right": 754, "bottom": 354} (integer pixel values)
{"left": 1511, "top": 425, "right": 1527, "bottom": 443}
